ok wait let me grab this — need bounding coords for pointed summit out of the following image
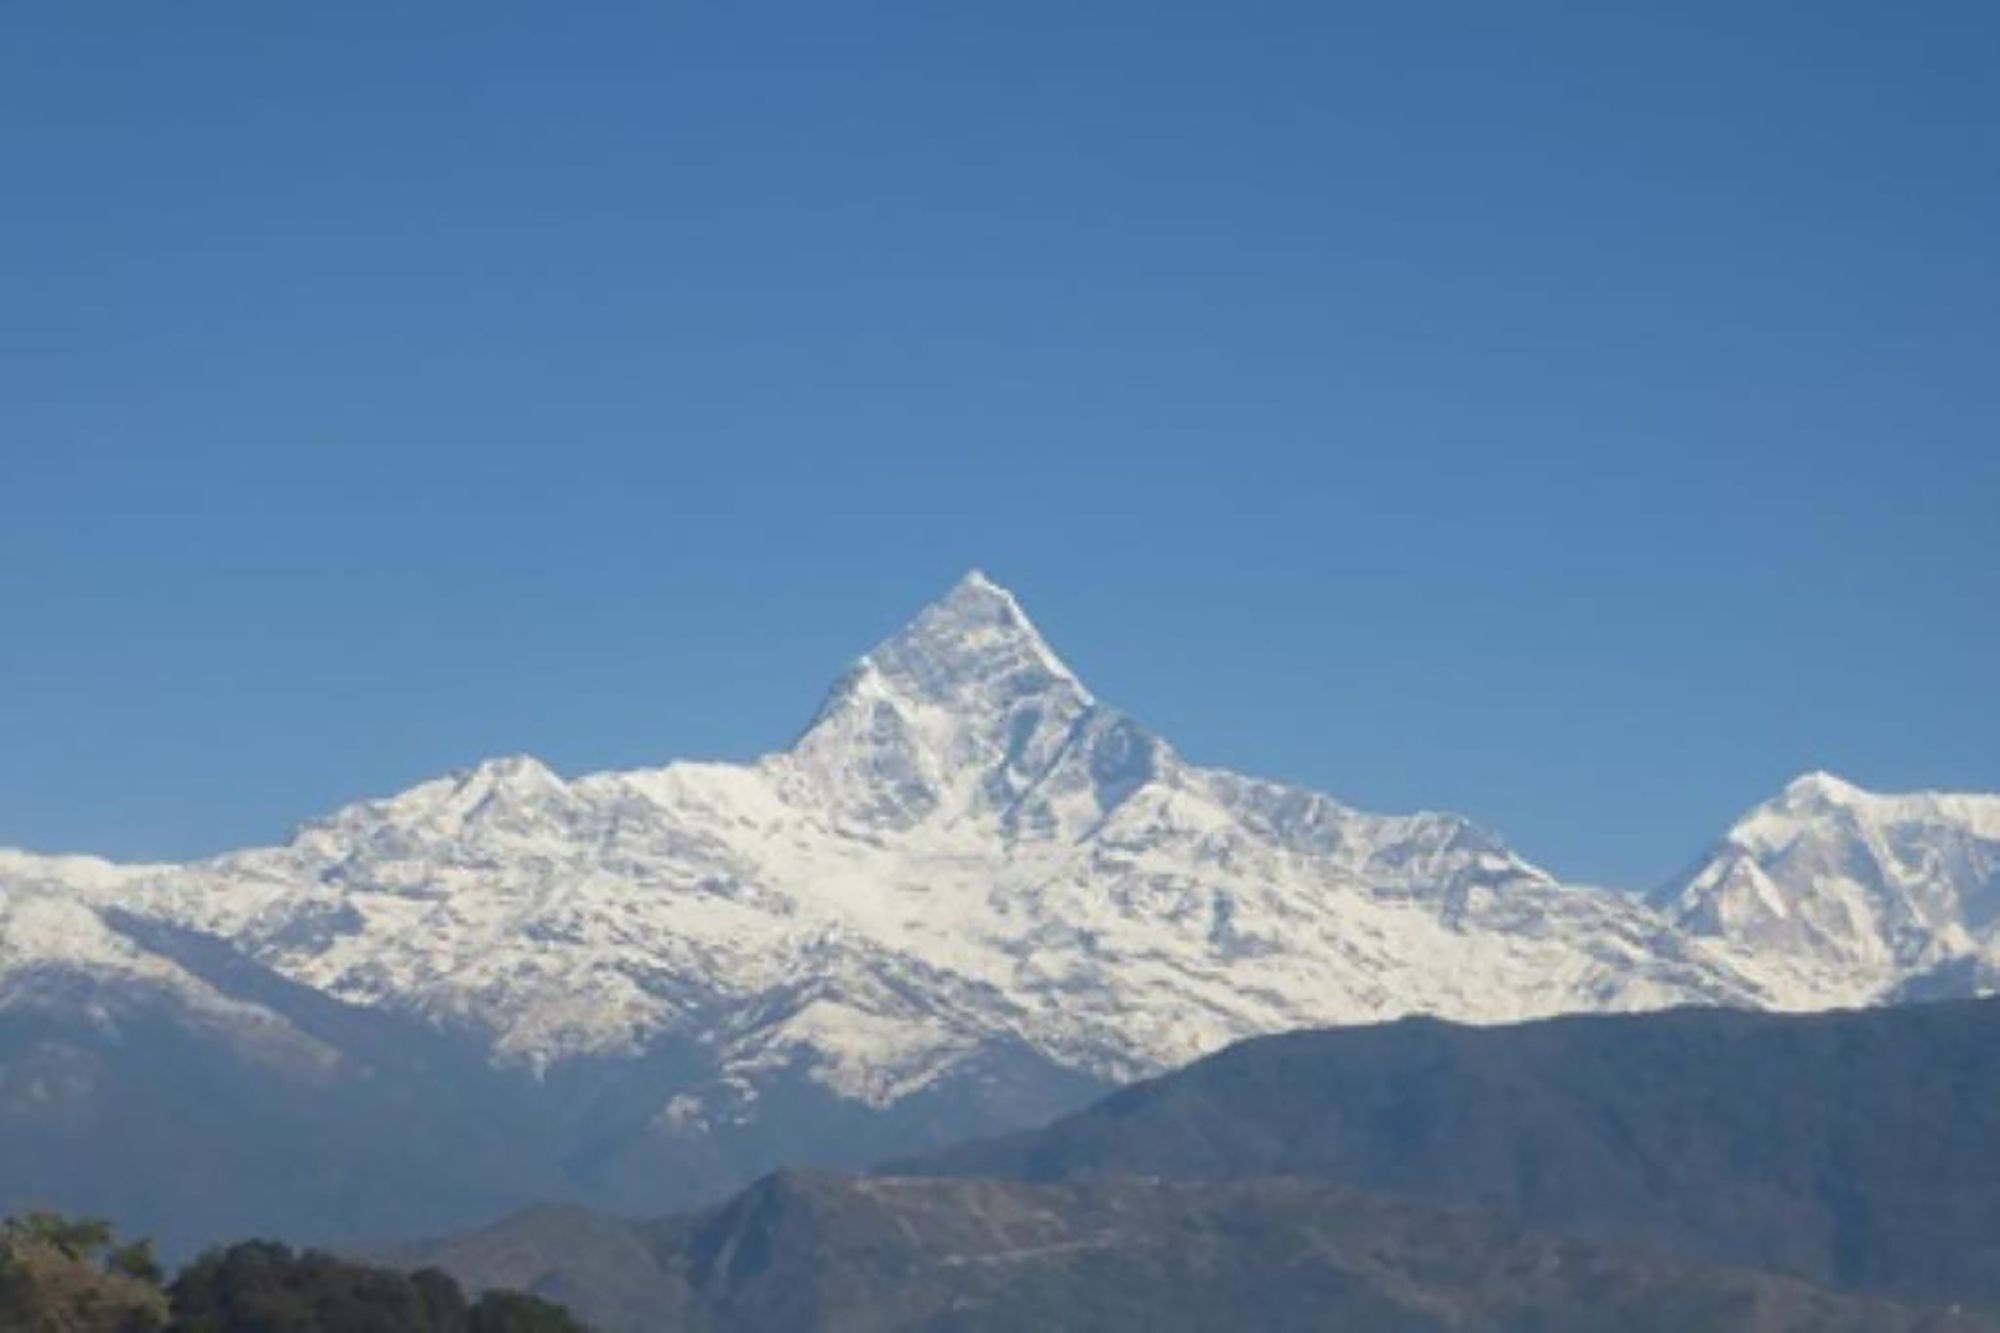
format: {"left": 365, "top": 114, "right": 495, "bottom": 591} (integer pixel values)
{"left": 922, "top": 568, "right": 1046, "bottom": 636}
{"left": 862, "top": 570, "right": 1091, "bottom": 710}
{"left": 786, "top": 573, "right": 1105, "bottom": 829}
{"left": 948, "top": 567, "right": 1007, "bottom": 601}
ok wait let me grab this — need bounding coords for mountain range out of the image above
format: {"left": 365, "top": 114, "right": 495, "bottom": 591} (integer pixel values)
{"left": 2, "top": 571, "right": 1996, "bottom": 1251}
{"left": 403, "top": 996, "right": 2000, "bottom": 1333}
{"left": 405, "top": 1173, "right": 1990, "bottom": 1333}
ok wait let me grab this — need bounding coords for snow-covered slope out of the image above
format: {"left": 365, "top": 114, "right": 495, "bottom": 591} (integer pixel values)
{"left": 1652, "top": 771, "right": 2000, "bottom": 991}
{"left": 0, "top": 849, "right": 332, "bottom": 1066}
{"left": 0, "top": 573, "right": 1991, "bottom": 1189}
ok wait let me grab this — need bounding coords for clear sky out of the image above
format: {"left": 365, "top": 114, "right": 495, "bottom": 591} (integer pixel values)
{"left": 3, "top": 2, "right": 1995, "bottom": 888}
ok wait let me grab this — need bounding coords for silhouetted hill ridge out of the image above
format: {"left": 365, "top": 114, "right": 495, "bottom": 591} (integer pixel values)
{"left": 412, "top": 1169, "right": 1992, "bottom": 1333}
{"left": 899, "top": 997, "right": 2000, "bottom": 1304}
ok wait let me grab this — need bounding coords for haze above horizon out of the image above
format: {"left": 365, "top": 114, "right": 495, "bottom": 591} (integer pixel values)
{"left": 3, "top": 3, "right": 1995, "bottom": 887}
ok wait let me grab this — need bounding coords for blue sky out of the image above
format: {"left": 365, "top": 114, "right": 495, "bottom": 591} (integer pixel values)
{"left": 3, "top": 2, "right": 1995, "bottom": 887}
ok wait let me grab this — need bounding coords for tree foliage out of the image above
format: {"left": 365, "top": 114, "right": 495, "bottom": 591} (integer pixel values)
{"left": 0, "top": 1213, "right": 586, "bottom": 1333}
{"left": 0, "top": 1212, "right": 170, "bottom": 1333}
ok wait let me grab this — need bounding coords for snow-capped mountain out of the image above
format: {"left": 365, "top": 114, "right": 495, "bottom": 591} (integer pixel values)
{"left": 1652, "top": 771, "right": 2000, "bottom": 991}
{"left": 0, "top": 571, "right": 1993, "bottom": 1249}
{"left": 0, "top": 573, "right": 1757, "bottom": 1093}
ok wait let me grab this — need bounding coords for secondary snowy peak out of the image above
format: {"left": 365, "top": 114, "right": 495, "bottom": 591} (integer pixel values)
{"left": 1653, "top": 772, "right": 2000, "bottom": 974}
{"left": 1778, "top": 770, "right": 1867, "bottom": 806}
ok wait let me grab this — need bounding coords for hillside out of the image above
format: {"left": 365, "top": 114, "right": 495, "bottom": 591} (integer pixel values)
{"left": 407, "top": 1171, "right": 1992, "bottom": 1333}
{"left": 905, "top": 996, "right": 2000, "bottom": 1305}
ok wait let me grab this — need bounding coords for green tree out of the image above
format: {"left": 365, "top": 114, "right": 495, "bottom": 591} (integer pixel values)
{"left": 467, "top": 1289, "right": 591, "bottom": 1333}
{"left": 1, "top": 1214, "right": 591, "bottom": 1332}
{"left": 411, "top": 1267, "right": 470, "bottom": 1330}
{"left": 107, "top": 1240, "right": 164, "bottom": 1287}
{"left": 167, "top": 1240, "right": 591, "bottom": 1331}
{"left": 170, "top": 1241, "right": 438, "bottom": 1331}
{"left": 0, "top": 1212, "right": 169, "bottom": 1333}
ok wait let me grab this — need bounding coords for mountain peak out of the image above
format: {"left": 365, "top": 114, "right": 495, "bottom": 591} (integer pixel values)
{"left": 785, "top": 574, "right": 1103, "bottom": 823}
{"left": 859, "top": 571, "right": 1090, "bottom": 711}
{"left": 442, "top": 754, "right": 567, "bottom": 803}
{"left": 925, "top": 568, "right": 1041, "bottom": 638}
{"left": 1778, "top": 770, "right": 1866, "bottom": 807}
{"left": 949, "top": 566, "right": 1006, "bottom": 599}
{"left": 461, "top": 753, "right": 561, "bottom": 784}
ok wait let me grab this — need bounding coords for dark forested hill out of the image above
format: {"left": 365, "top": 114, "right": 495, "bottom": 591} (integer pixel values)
{"left": 398, "top": 997, "right": 2000, "bottom": 1331}
{"left": 407, "top": 1170, "right": 1993, "bottom": 1333}
{"left": 900, "top": 997, "right": 2000, "bottom": 1306}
